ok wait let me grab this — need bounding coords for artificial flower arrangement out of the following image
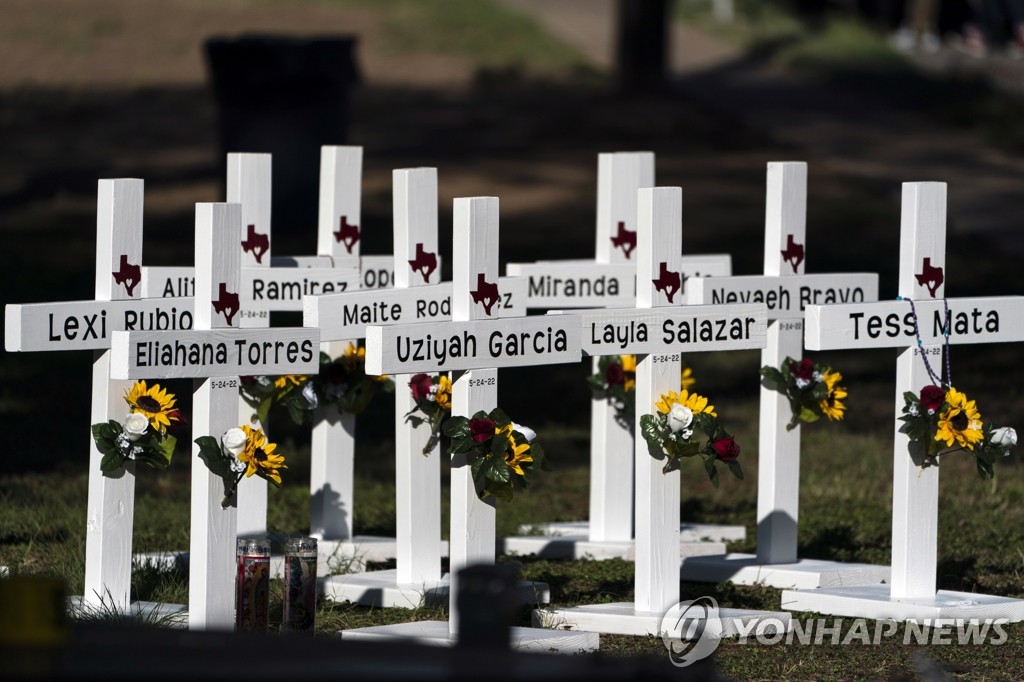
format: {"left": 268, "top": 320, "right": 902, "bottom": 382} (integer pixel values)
{"left": 404, "top": 373, "right": 453, "bottom": 455}
{"left": 442, "top": 408, "right": 547, "bottom": 501}
{"left": 240, "top": 342, "right": 394, "bottom": 426}
{"left": 899, "top": 384, "right": 1017, "bottom": 479}
{"left": 587, "top": 354, "right": 695, "bottom": 430}
{"left": 639, "top": 388, "right": 742, "bottom": 487}
{"left": 91, "top": 380, "right": 186, "bottom": 473}
{"left": 195, "top": 424, "right": 287, "bottom": 508}
{"left": 760, "top": 357, "right": 847, "bottom": 431}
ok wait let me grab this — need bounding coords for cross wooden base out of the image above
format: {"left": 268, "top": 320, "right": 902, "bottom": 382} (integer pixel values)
{"left": 338, "top": 619, "right": 599, "bottom": 653}
{"left": 781, "top": 585, "right": 1024, "bottom": 622}
{"left": 681, "top": 553, "right": 891, "bottom": 589}
{"left": 518, "top": 520, "right": 747, "bottom": 543}
{"left": 499, "top": 534, "right": 726, "bottom": 561}
{"left": 67, "top": 596, "right": 188, "bottom": 627}
{"left": 533, "top": 602, "right": 792, "bottom": 637}
{"left": 322, "top": 570, "right": 551, "bottom": 609}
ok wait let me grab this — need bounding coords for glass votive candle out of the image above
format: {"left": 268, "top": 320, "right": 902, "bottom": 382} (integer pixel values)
{"left": 235, "top": 537, "right": 271, "bottom": 632}
{"left": 283, "top": 537, "right": 318, "bottom": 634}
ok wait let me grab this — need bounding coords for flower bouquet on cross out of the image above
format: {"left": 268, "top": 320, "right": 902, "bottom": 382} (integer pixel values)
{"left": 441, "top": 408, "right": 547, "bottom": 501}
{"left": 899, "top": 384, "right": 1016, "bottom": 479}
{"left": 195, "top": 424, "right": 287, "bottom": 508}
{"left": 240, "top": 342, "right": 395, "bottom": 427}
{"left": 760, "top": 356, "right": 847, "bottom": 431}
{"left": 639, "top": 388, "right": 742, "bottom": 487}
{"left": 587, "top": 354, "right": 695, "bottom": 430}
{"left": 91, "top": 380, "right": 187, "bottom": 473}
{"left": 404, "top": 373, "right": 453, "bottom": 455}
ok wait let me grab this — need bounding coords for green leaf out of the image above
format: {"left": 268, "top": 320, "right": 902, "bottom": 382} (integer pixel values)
{"left": 155, "top": 434, "right": 177, "bottom": 467}
{"left": 799, "top": 406, "right": 821, "bottom": 424}
{"left": 903, "top": 391, "right": 919, "bottom": 405}
{"left": 256, "top": 397, "right": 273, "bottom": 426}
{"left": 443, "top": 417, "right": 469, "bottom": 438}
{"left": 759, "top": 366, "right": 786, "bottom": 392}
{"left": 484, "top": 457, "right": 511, "bottom": 484}
{"left": 99, "top": 451, "right": 123, "bottom": 474}
{"left": 703, "top": 457, "right": 720, "bottom": 488}
{"left": 639, "top": 414, "right": 664, "bottom": 454}
{"left": 727, "top": 459, "right": 744, "bottom": 480}
{"left": 490, "top": 431, "right": 507, "bottom": 458}
{"left": 488, "top": 408, "right": 511, "bottom": 427}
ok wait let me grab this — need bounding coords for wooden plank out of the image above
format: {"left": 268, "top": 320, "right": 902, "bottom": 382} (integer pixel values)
{"left": 109, "top": 327, "right": 319, "bottom": 379}
{"left": 6, "top": 298, "right": 195, "bottom": 352}
{"left": 805, "top": 296, "right": 1024, "bottom": 350}
{"left": 686, "top": 273, "right": 878, "bottom": 320}
{"left": 305, "top": 277, "right": 526, "bottom": 341}
{"left": 364, "top": 315, "right": 581, "bottom": 375}
{"left": 565, "top": 304, "right": 767, "bottom": 356}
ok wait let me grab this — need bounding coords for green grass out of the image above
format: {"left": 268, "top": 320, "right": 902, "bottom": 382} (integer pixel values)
{"left": 4, "top": 365, "right": 1024, "bottom": 679}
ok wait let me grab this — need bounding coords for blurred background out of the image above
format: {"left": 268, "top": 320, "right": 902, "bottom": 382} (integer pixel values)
{"left": 3, "top": 0, "right": 1024, "bottom": 472}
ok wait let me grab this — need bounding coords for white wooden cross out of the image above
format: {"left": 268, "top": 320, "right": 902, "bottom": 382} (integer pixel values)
{"left": 534, "top": 187, "right": 790, "bottom": 637}
{"left": 782, "top": 181, "right": 1024, "bottom": 621}
{"left": 141, "top": 149, "right": 361, "bottom": 552}
{"left": 503, "top": 151, "right": 738, "bottom": 561}
{"left": 307, "top": 166, "right": 446, "bottom": 604}
{"left": 305, "top": 169, "right": 528, "bottom": 605}
{"left": 681, "top": 161, "right": 890, "bottom": 589}
{"left": 5, "top": 179, "right": 191, "bottom": 619}
{"left": 110, "top": 202, "right": 319, "bottom": 630}
{"left": 337, "top": 196, "right": 597, "bottom": 652}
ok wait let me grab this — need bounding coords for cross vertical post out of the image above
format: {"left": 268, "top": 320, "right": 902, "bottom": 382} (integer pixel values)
{"left": 533, "top": 188, "right": 787, "bottom": 636}
{"left": 311, "top": 145, "right": 362, "bottom": 543}
{"left": 681, "top": 162, "right": 888, "bottom": 588}
{"left": 84, "top": 178, "right": 144, "bottom": 612}
{"left": 229, "top": 153, "right": 273, "bottom": 538}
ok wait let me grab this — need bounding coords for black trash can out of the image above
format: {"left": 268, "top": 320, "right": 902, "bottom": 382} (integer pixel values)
{"left": 205, "top": 35, "right": 360, "bottom": 253}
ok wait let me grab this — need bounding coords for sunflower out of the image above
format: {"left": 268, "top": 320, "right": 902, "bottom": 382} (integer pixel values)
{"left": 496, "top": 423, "right": 533, "bottom": 476}
{"left": 434, "top": 375, "right": 453, "bottom": 411}
{"left": 818, "top": 368, "right": 847, "bottom": 422}
{"left": 655, "top": 389, "right": 716, "bottom": 418}
{"left": 273, "top": 375, "right": 306, "bottom": 390}
{"left": 124, "top": 380, "right": 179, "bottom": 433}
{"left": 237, "top": 424, "right": 288, "bottom": 484}
{"left": 619, "top": 355, "right": 637, "bottom": 392}
{"left": 341, "top": 342, "right": 366, "bottom": 370}
{"left": 935, "top": 387, "right": 984, "bottom": 451}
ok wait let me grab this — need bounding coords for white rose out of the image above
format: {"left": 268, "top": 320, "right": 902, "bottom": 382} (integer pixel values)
{"left": 123, "top": 412, "right": 150, "bottom": 442}
{"left": 990, "top": 426, "right": 1017, "bottom": 453}
{"left": 513, "top": 422, "right": 536, "bottom": 442}
{"left": 667, "top": 403, "right": 693, "bottom": 433}
{"left": 222, "top": 427, "right": 248, "bottom": 457}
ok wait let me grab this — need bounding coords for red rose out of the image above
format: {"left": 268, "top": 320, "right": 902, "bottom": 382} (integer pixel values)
{"left": 919, "top": 385, "right": 945, "bottom": 413}
{"left": 605, "top": 361, "right": 625, "bottom": 386}
{"left": 789, "top": 358, "right": 814, "bottom": 382}
{"left": 166, "top": 409, "right": 187, "bottom": 428}
{"left": 409, "top": 373, "right": 433, "bottom": 401}
{"left": 711, "top": 437, "right": 740, "bottom": 462}
{"left": 469, "top": 418, "right": 496, "bottom": 443}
